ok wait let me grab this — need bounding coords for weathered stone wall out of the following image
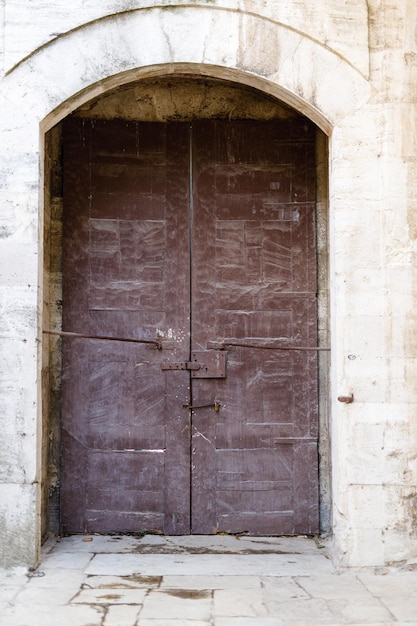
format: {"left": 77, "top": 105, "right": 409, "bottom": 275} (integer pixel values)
{"left": 330, "top": 0, "right": 417, "bottom": 567}
{"left": 0, "top": 1, "right": 370, "bottom": 77}
{"left": 42, "top": 126, "right": 63, "bottom": 541}
{"left": 0, "top": 0, "right": 415, "bottom": 568}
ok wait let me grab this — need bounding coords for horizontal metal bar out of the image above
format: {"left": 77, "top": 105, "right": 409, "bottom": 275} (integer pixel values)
{"left": 220, "top": 341, "right": 330, "bottom": 352}
{"left": 43, "top": 329, "right": 162, "bottom": 349}
{"left": 183, "top": 401, "right": 221, "bottom": 412}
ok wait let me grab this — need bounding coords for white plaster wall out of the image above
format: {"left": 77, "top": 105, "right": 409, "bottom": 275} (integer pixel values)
{"left": 0, "top": 0, "right": 415, "bottom": 568}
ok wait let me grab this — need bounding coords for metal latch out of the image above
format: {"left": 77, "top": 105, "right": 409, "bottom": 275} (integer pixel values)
{"left": 161, "top": 361, "right": 201, "bottom": 371}
{"left": 183, "top": 401, "right": 221, "bottom": 412}
{"left": 161, "top": 351, "right": 227, "bottom": 378}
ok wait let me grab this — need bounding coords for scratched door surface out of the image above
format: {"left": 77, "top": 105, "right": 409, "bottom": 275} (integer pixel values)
{"left": 190, "top": 121, "right": 319, "bottom": 534}
{"left": 61, "top": 119, "right": 191, "bottom": 534}
{"left": 61, "top": 118, "right": 318, "bottom": 535}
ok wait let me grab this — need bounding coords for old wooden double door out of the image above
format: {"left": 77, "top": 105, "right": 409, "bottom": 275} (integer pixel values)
{"left": 61, "top": 118, "right": 319, "bottom": 536}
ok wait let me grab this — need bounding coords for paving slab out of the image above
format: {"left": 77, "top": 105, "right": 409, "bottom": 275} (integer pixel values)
{"left": 295, "top": 572, "right": 377, "bottom": 599}
{"left": 357, "top": 571, "right": 417, "bottom": 622}
{"left": 0, "top": 602, "right": 10, "bottom": 615}
{"left": 137, "top": 617, "right": 210, "bottom": 626}
{"left": 84, "top": 574, "right": 162, "bottom": 589}
{"left": 378, "top": 597, "right": 417, "bottom": 623}
{"left": 26, "top": 568, "right": 86, "bottom": 589}
{"left": 52, "top": 534, "right": 146, "bottom": 553}
{"left": 86, "top": 552, "right": 333, "bottom": 577}
{"left": 0, "top": 568, "right": 28, "bottom": 585}
{"left": 157, "top": 535, "right": 319, "bottom": 554}
{"left": 0, "top": 585, "right": 21, "bottom": 603}
{"left": 214, "top": 587, "right": 270, "bottom": 617}
{"left": 161, "top": 574, "right": 262, "bottom": 589}
{"left": 40, "top": 550, "right": 93, "bottom": 570}
{"left": 104, "top": 604, "right": 141, "bottom": 626}
{"left": 265, "top": 596, "right": 388, "bottom": 624}
{"left": 313, "top": 598, "right": 393, "bottom": 623}
{"left": 215, "top": 585, "right": 394, "bottom": 623}
{"left": 236, "top": 535, "right": 324, "bottom": 554}
{"left": 215, "top": 619, "right": 284, "bottom": 625}
{"left": 259, "top": 576, "right": 310, "bottom": 599}
{"left": 53, "top": 533, "right": 323, "bottom": 555}
{"left": 11, "top": 585, "right": 77, "bottom": 606}
{"left": 1, "top": 536, "right": 417, "bottom": 625}
{"left": 1, "top": 603, "right": 105, "bottom": 626}
{"left": 73, "top": 586, "right": 147, "bottom": 605}
{"left": 139, "top": 588, "right": 213, "bottom": 620}
{"left": 358, "top": 571, "right": 417, "bottom": 597}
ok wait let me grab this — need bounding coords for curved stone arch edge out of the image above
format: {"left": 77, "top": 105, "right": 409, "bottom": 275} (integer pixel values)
{"left": 40, "top": 64, "right": 333, "bottom": 135}
{"left": 1, "top": 5, "right": 372, "bottom": 138}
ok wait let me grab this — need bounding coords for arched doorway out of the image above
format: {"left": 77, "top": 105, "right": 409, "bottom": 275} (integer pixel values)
{"left": 0, "top": 0, "right": 377, "bottom": 566}
{"left": 43, "top": 75, "right": 329, "bottom": 538}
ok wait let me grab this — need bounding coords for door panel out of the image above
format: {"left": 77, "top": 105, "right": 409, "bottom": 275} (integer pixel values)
{"left": 191, "top": 121, "right": 318, "bottom": 534}
{"left": 61, "top": 120, "right": 191, "bottom": 534}
{"left": 61, "top": 118, "right": 319, "bottom": 536}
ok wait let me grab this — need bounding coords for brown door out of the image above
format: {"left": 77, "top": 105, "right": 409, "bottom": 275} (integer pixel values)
{"left": 61, "top": 118, "right": 318, "bottom": 535}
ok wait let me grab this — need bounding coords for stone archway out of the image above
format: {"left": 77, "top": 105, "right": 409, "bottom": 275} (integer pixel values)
{"left": 0, "top": 5, "right": 372, "bottom": 566}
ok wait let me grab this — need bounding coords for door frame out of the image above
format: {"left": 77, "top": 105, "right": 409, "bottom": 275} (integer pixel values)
{"left": 41, "top": 79, "right": 330, "bottom": 541}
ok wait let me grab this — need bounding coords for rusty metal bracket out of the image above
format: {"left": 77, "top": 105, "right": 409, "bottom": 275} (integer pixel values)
{"left": 183, "top": 401, "right": 221, "bottom": 412}
{"left": 338, "top": 394, "right": 354, "bottom": 404}
{"left": 208, "top": 339, "right": 330, "bottom": 352}
{"left": 43, "top": 329, "right": 162, "bottom": 349}
{"left": 190, "top": 351, "right": 226, "bottom": 378}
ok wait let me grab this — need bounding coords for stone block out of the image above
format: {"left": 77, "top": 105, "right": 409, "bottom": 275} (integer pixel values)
{"left": 73, "top": 587, "right": 146, "bottom": 605}
{"left": 0, "top": 483, "right": 39, "bottom": 568}
{"left": 161, "top": 575, "right": 261, "bottom": 590}
{"left": 140, "top": 588, "right": 212, "bottom": 621}
{"left": 0, "top": 246, "right": 38, "bottom": 286}
{"left": 13, "top": 585, "right": 76, "bottom": 606}
{"left": 343, "top": 528, "right": 385, "bottom": 568}
{"left": 41, "top": 550, "right": 94, "bottom": 571}
{"left": 333, "top": 209, "right": 383, "bottom": 269}
{"left": 104, "top": 604, "right": 141, "bottom": 626}
{"left": 1, "top": 604, "right": 104, "bottom": 626}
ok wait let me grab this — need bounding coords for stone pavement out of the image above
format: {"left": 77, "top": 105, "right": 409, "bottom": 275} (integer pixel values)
{"left": 1, "top": 534, "right": 417, "bottom": 625}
